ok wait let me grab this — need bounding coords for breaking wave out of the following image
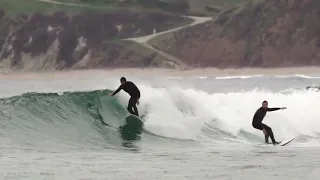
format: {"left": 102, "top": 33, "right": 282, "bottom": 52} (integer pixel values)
{"left": 1, "top": 85, "right": 320, "bottom": 151}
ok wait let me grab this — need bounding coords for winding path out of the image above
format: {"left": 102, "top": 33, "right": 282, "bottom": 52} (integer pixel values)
{"left": 125, "top": 16, "right": 212, "bottom": 68}
{"left": 37, "top": 0, "right": 213, "bottom": 68}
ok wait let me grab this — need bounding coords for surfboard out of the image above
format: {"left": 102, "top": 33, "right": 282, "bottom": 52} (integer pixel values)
{"left": 118, "top": 114, "right": 144, "bottom": 141}
{"left": 254, "top": 137, "right": 295, "bottom": 147}
{"left": 278, "top": 137, "right": 295, "bottom": 146}
{"left": 125, "top": 114, "right": 144, "bottom": 125}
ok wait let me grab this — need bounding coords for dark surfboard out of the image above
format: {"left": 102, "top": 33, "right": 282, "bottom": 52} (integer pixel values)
{"left": 119, "top": 114, "right": 144, "bottom": 142}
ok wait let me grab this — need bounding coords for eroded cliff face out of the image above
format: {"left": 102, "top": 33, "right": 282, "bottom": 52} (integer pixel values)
{"left": 149, "top": 0, "right": 320, "bottom": 68}
{"left": 0, "top": 10, "right": 192, "bottom": 70}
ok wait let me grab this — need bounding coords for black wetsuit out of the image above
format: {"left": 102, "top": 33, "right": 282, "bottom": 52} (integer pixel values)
{"left": 252, "top": 107, "right": 281, "bottom": 144}
{"left": 112, "top": 81, "right": 140, "bottom": 116}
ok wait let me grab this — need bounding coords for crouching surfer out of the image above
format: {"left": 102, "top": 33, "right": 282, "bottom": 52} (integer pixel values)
{"left": 109, "top": 77, "right": 140, "bottom": 117}
{"left": 252, "top": 100, "right": 286, "bottom": 145}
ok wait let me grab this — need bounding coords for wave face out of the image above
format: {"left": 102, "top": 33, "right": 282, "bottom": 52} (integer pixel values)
{"left": 1, "top": 81, "right": 320, "bottom": 152}
{"left": 0, "top": 90, "right": 132, "bottom": 152}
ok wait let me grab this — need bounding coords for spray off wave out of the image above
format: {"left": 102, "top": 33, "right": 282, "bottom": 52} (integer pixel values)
{"left": 138, "top": 85, "right": 320, "bottom": 144}
{"left": 1, "top": 84, "right": 320, "bottom": 151}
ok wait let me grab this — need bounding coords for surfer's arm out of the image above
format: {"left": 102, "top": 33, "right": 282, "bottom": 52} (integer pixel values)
{"left": 110, "top": 85, "right": 123, "bottom": 96}
{"left": 266, "top": 108, "right": 280, "bottom": 111}
{"left": 267, "top": 107, "right": 286, "bottom": 111}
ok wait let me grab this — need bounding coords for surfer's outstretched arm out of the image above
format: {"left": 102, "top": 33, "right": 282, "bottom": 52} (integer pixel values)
{"left": 267, "top": 107, "right": 286, "bottom": 111}
{"left": 110, "top": 85, "right": 123, "bottom": 96}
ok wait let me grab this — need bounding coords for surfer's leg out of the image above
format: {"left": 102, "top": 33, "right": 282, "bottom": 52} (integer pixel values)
{"left": 132, "top": 104, "right": 139, "bottom": 117}
{"left": 131, "top": 97, "right": 139, "bottom": 117}
{"left": 264, "top": 133, "right": 269, "bottom": 144}
{"left": 260, "top": 123, "right": 269, "bottom": 143}
{"left": 253, "top": 123, "right": 269, "bottom": 143}
{"left": 262, "top": 124, "right": 277, "bottom": 144}
{"left": 127, "top": 97, "right": 139, "bottom": 116}
{"left": 127, "top": 98, "right": 136, "bottom": 115}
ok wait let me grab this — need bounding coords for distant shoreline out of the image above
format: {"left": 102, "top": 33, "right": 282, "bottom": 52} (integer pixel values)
{"left": 0, "top": 67, "right": 320, "bottom": 79}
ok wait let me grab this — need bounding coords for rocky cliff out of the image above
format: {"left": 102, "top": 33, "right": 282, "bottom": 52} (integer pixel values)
{"left": 0, "top": 9, "right": 192, "bottom": 71}
{"left": 149, "top": 0, "right": 320, "bottom": 68}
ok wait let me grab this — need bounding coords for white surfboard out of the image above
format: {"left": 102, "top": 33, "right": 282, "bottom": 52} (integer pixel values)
{"left": 278, "top": 137, "right": 295, "bottom": 146}
{"left": 254, "top": 137, "right": 295, "bottom": 147}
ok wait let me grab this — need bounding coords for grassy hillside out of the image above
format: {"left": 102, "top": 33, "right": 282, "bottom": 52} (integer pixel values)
{"left": 0, "top": 0, "right": 119, "bottom": 14}
{"left": 54, "top": 0, "right": 192, "bottom": 14}
{"left": 0, "top": 0, "right": 248, "bottom": 16}
{"left": 49, "top": 0, "right": 249, "bottom": 16}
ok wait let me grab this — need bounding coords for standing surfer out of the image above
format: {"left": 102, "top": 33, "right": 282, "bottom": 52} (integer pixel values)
{"left": 109, "top": 77, "right": 141, "bottom": 117}
{"left": 252, "top": 100, "right": 286, "bottom": 145}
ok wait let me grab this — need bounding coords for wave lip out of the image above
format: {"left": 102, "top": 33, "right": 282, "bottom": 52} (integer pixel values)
{"left": 273, "top": 74, "right": 320, "bottom": 79}
{"left": 162, "top": 73, "right": 320, "bottom": 81}
{"left": 215, "top": 75, "right": 263, "bottom": 80}
{"left": 212, "top": 74, "right": 320, "bottom": 80}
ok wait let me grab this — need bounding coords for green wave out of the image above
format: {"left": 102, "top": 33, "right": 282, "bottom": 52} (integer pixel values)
{"left": 0, "top": 89, "right": 146, "bottom": 150}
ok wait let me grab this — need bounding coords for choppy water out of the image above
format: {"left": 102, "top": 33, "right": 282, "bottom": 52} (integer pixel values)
{"left": 1, "top": 71, "right": 320, "bottom": 180}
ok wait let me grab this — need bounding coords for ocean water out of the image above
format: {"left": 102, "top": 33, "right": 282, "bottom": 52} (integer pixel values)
{"left": 1, "top": 70, "right": 320, "bottom": 180}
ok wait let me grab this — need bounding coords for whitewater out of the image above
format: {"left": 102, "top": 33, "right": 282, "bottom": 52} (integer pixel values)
{"left": 1, "top": 69, "right": 320, "bottom": 180}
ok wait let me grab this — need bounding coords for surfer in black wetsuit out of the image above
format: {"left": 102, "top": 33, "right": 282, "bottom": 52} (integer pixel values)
{"left": 109, "top": 77, "right": 140, "bottom": 117}
{"left": 252, "top": 100, "right": 286, "bottom": 145}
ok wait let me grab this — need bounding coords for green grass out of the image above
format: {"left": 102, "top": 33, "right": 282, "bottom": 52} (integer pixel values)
{"left": 54, "top": 0, "right": 110, "bottom": 4}
{"left": 53, "top": 0, "right": 192, "bottom": 14}
{"left": 56, "top": 0, "right": 247, "bottom": 6}
{"left": 0, "top": 0, "right": 177, "bottom": 16}
{"left": 224, "top": 0, "right": 247, "bottom": 3}
{"left": 0, "top": 0, "right": 248, "bottom": 17}
{"left": 0, "top": 0, "right": 120, "bottom": 15}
